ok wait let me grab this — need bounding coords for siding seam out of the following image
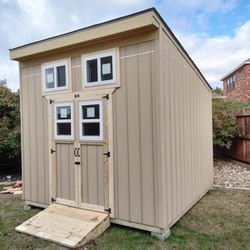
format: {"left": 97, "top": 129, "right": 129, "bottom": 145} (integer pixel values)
{"left": 120, "top": 50, "right": 155, "bottom": 59}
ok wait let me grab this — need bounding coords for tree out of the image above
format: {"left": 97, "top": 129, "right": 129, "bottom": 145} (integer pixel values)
{"left": 212, "top": 99, "right": 249, "bottom": 151}
{"left": 212, "top": 87, "right": 223, "bottom": 96}
{"left": 0, "top": 82, "right": 21, "bottom": 169}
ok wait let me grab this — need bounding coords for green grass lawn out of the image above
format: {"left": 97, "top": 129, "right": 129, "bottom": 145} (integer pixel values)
{"left": 0, "top": 187, "right": 249, "bottom": 250}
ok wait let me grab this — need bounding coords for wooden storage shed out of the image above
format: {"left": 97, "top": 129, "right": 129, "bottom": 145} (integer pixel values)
{"left": 10, "top": 8, "right": 213, "bottom": 247}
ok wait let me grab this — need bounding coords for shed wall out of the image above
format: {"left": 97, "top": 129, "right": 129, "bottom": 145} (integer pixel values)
{"left": 159, "top": 28, "right": 213, "bottom": 229}
{"left": 20, "top": 65, "right": 49, "bottom": 205}
{"left": 112, "top": 40, "right": 160, "bottom": 227}
{"left": 19, "top": 31, "right": 157, "bottom": 208}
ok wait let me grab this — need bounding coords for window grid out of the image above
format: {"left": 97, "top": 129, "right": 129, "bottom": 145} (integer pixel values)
{"left": 82, "top": 49, "right": 116, "bottom": 87}
{"left": 79, "top": 100, "right": 103, "bottom": 141}
{"left": 54, "top": 102, "right": 74, "bottom": 140}
{"left": 42, "top": 59, "right": 69, "bottom": 92}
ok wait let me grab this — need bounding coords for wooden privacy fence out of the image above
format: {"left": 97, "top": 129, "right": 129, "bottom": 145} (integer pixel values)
{"left": 229, "top": 108, "right": 250, "bottom": 163}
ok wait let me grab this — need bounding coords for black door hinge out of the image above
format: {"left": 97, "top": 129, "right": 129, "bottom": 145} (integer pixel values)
{"left": 51, "top": 149, "right": 56, "bottom": 154}
{"left": 104, "top": 208, "right": 111, "bottom": 213}
{"left": 103, "top": 94, "right": 109, "bottom": 100}
{"left": 75, "top": 161, "right": 81, "bottom": 165}
{"left": 50, "top": 99, "right": 54, "bottom": 104}
{"left": 103, "top": 151, "right": 110, "bottom": 157}
{"left": 51, "top": 197, "right": 56, "bottom": 202}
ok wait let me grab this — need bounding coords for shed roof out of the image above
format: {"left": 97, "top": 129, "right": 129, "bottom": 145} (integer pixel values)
{"left": 220, "top": 58, "right": 250, "bottom": 80}
{"left": 9, "top": 7, "right": 211, "bottom": 90}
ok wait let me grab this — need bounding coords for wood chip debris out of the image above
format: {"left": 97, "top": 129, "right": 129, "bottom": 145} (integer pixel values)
{"left": 0, "top": 181, "right": 22, "bottom": 195}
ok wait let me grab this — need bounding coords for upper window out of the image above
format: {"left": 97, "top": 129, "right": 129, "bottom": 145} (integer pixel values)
{"left": 54, "top": 102, "right": 74, "bottom": 140}
{"left": 227, "top": 74, "right": 236, "bottom": 91}
{"left": 83, "top": 49, "right": 116, "bottom": 87}
{"left": 42, "top": 59, "right": 68, "bottom": 92}
{"left": 79, "top": 100, "right": 103, "bottom": 141}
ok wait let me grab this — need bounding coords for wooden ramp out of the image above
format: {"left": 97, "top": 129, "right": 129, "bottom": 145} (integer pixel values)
{"left": 15, "top": 204, "right": 110, "bottom": 248}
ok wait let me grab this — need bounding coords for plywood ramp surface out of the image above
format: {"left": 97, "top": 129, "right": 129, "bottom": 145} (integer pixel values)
{"left": 15, "top": 204, "right": 110, "bottom": 248}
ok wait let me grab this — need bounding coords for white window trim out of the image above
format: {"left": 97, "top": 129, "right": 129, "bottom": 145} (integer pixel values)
{"left": 82, "top": 49, "right": 116, "bottom": 87}
{"left": 79, "top": 100, "right": 103, "bottom": 141}
{"left": 54, "top": 102, "right": 74, "bottom": 140}
{"left": 42, "top": 59, "right": 69, "bottom": 93}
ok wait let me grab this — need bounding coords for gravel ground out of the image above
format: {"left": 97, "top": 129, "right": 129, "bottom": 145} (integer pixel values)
{"left": 214, "top": 158, "right": 250, "bottom": 188}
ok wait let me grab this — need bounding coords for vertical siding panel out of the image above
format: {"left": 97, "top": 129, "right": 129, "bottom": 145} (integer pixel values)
{"left": 152, "top": 40, "right": 160, "bottom": 227}
{"left": 81, "top": 145, "right": 89, "bottom": 203}
{"left": 69, "top": 144, "right": 75, "bottom": 201}
{"left": 97, "top": 146, "right": 104, "bottom": 205}
{"left": 138, "top": 42, "right": 155, "bottom": 225}
{"left": 35, "top": 65, "right": 45, "bottom": 204}
{"left": 56, "top": 144, "right": 62, "bottom": 198}
{"left": 126, "top": 44, "right": 142, "bottom": 223}
{"left": 169, "top": 46, "right": 177, "bottom": 221}
{"left": 164, "top": 38, "right": 173, "bottom": 224}
{"left": 114, "top": 47, "right": 130, "bottom": 220}
{"left": 61, "top": 144, "right": 70, "bottom": 199}
{"left": 87, "top": 145, "right": 98, "bottom": 205}
{"left": 21, "top": 68, "right": 31, "bottom": 201}
{"left": 43, "top": 98, "right": 49, "bottom": 204}
{"left": 72, "top": 56, "right": 82, "bottom": 92}
{"left": 174, "top": 49, "right": 181, "bottom": 217}
{"left": 29, "top": 66, "right": 38, "bottom": 202}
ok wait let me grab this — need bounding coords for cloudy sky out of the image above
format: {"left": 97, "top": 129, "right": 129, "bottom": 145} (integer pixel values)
{"left": 1, "top": 0, "right": 250, "bottom": 90}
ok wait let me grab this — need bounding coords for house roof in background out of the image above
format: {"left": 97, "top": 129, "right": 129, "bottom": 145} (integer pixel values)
{"left": 221, "top": 58, "right": 250, "bottom": 81}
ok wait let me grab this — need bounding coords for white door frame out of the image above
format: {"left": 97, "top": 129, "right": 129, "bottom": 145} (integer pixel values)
{"left": 47, "top": 89, "right": 115, "bottom": 217}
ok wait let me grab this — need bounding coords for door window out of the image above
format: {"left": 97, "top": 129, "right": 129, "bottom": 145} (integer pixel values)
{"left": 79, "top": 100, "right": 103, "bottom": 141}
{"left": 54, "top": 102, "right": 74, "bottom": 140}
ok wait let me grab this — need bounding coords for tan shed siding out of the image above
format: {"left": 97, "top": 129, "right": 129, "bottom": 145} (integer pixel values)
{"left": 113, "top": 40, "right": 158, "bottom": 227}
{"left": 160, "top": 29, "right": 213, "bottom": 228}
{"left": 81, "top": 145, "right": 104, "bottom": 206}
{"left": 56, "top": 143, "right": 75, "bottom": 201}
{"left": 71, "top": 56, "right": 82, "bottom": 92}
{"left": 21, "top": 65, "right": 49, "bottom": 205}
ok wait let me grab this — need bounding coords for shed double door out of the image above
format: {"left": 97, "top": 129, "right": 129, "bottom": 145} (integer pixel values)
{"left": 51, "top": 97, "right": 109, "bottom": 213}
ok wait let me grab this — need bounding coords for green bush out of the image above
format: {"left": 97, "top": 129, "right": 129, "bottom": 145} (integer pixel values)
{"left": 212, "top": 99, "right": 250, "bottom": 150}
{"left": 0, "top": 84, "right": 21, "bottom": 170}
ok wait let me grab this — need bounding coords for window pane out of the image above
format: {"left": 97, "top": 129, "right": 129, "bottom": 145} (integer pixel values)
{"left": 82, "top": 105, "right": 100, "bottom": 119}
{"left": 101, "top": 56, "right": 113, "bottom": 81}
{"left": 82, "top": 123, "right": 100, "bottom": 136}
{"left": 56, "top": 106, "right": 71, "bottom": 120}
{"left": 87, "top": 59, "right": 98, "bottom": 82}
{"left": 57, "top": 123, "right": 71, "bottom": 135}
{"left": 45, "top": 68, "right": 55, "bottom": 89}
{"left": 57, "top": 65, "right": 66, "bottom": 87}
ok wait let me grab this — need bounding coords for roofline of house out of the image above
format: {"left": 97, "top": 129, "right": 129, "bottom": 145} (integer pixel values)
{"left": 220, "top": 59, "right": 250, "bottom": 81}
{"left": 9, "top": 7, "right": 211, "bottom": 90}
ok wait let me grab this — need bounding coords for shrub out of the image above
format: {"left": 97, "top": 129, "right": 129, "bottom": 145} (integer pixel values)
{"left": 212, "top": 99, "right": 249, "bottom": 150}
{"left": 0, "top": 84, "right": 21, "bottom": 170}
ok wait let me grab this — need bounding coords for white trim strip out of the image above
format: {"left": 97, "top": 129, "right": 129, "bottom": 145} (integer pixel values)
{"left": 120, "top": 50, "right": 155, "bottom": 59}
{"left": 72, "top": 64, "right": 81, "bottom": 68}
{"left": 22, "top": 73, "right": 41, "bottom": 78}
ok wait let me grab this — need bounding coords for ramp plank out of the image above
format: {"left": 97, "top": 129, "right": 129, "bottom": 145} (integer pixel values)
{"left": 15, "top": 204, "right": 110, "bottom": 248}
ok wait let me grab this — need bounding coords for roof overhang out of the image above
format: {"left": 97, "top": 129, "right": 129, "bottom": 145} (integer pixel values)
{"left": 220, "top": 59, "right": 250, "bottom": 81}
{"left": 9, "top": 8, "right": 159, "bottom": 61}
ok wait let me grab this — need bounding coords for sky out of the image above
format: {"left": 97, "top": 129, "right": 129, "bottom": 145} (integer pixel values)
{"left": 1, "top": 0, "right": 250, "bottom": 90}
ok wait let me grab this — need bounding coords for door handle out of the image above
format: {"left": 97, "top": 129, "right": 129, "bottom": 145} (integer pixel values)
{"left": 74, "top": 148, "right": 77, "bottom": 157}
{"left": 77, "top": 148, "right": 80, "bottom": 157}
